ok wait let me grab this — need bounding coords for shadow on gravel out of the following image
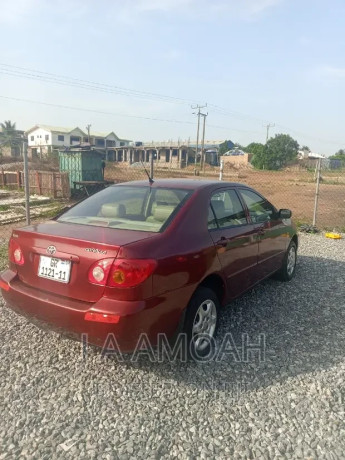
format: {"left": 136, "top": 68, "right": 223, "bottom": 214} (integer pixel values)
{"left": 120, "top": 255, "right": 345, "bottom": 394}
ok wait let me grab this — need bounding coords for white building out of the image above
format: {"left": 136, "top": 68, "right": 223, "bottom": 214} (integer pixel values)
{"left": 298, "top": 149, "right": 325, "bottom": 160}
{"left": 26, "top": 125, "right": 131, "bottom": 158}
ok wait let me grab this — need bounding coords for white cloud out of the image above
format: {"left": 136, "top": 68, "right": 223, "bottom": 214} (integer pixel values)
{"left": 134, "top": 0, "right": 194, "bottom": 12}
{"left": 298, "top": 36, "right": 313, "bottom": 47}
{"left": 123, "top": 0, "right": 283, "bottom": 17}
{"left": 0, "top": 0, "right": 282, "bottom": 27}
{"left": 320, "top": 66, "right": 345, "bottom": 79}
{"left": 160, "top": 49, "right": 182, "bottom": 61}
{"left": 0, "top": 0, "right": 39, "bottom": 24}
{"left": 245, "top": 0, "right": 283, "bottom": 14}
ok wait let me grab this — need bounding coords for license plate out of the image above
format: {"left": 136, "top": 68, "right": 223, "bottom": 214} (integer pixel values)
{"left": 38, "top": 256, "right": 71, "bottom": 283}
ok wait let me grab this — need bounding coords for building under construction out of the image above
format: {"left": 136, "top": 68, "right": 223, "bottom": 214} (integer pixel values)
{"left": 107, "top": 140, "right": 221, "bottom": 168}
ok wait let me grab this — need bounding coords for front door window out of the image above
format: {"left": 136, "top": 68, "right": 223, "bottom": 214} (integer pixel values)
{"left": 239, "top": 189, "right": 275, "bottom": 223}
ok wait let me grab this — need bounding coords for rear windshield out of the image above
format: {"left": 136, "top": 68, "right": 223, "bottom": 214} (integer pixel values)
{"left": 57, "top": 185, "right": 191, "bottom": 232}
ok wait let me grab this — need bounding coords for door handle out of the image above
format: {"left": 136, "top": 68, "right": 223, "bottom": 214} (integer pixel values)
{"left": 216, "top": 237, "right": 228, "bottom": 247}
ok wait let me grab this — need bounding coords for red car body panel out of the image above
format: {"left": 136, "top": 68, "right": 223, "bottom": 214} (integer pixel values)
{"left": 0, "top": 179, "right": 297, "bottom": 351}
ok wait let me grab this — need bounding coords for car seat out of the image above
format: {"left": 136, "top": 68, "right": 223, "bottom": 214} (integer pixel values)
{"left": 146, "top": 203, "right": 175, "bottom": 224}
{"left": 100, "top": 203, "right": 126, "bottom": 218}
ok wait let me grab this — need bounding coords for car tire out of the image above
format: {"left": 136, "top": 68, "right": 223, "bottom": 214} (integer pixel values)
{"left": 274, "top": 240, "right": 297, "bottom": 282}
{"left": 183, "top": 286, "right": 220, "bottom": 361}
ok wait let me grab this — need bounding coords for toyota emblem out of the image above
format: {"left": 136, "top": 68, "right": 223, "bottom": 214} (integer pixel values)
{"left": 47, "top": 245, "right": 57, "bottom": 255}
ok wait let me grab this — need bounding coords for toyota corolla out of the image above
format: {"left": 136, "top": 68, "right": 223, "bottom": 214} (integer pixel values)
{"left": 0, "top": 179, "right": 298, "bottom": 357}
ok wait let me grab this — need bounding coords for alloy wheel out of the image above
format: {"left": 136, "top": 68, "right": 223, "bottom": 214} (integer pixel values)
{"left": 287, "top": 245, "right": 296, "bottom": 277}
{"left": 192, "top": 299, "right": 217, "bottom": 352}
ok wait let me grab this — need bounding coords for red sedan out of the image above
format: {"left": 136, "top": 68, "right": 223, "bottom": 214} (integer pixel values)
{"left": 0, "top": 179, "right": 297, "bottom": 358}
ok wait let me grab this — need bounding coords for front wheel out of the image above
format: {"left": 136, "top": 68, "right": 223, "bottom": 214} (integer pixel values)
{"left": 274, "top": 240, "right": 297, "bottom": 281}
{"left": 183, "top": 287, "right": 220, "bottom": 360}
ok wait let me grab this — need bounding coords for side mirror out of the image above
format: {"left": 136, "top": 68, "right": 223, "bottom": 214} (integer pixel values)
{"left": 278, "top": 209, "right": 292, "bottom": 219}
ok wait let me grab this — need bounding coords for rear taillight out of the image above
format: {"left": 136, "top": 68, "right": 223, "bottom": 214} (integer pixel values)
{"left": 108, "top": 259, "right": 157, "bottom": 288}
{"left": 0, "top": 280, "right": 9, "bottom": 291}
{"left": 87, "top": 258, "right": 157, "bottom": 288}
{"left": 9, "top": 238, "right": 25, "bottom": 265}
{"left": 88, "top": 258, "right": 114, "bottom": 285}
{"left": 84, "top": 312, "right": 120, "bottom": 323}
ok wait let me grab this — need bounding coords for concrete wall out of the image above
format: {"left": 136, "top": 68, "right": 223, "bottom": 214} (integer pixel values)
{"left": 221, "top": 153, "right": 252, "bottom": 166}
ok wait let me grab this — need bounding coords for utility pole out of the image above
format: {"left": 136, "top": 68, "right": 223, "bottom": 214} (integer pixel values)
{"left": 312, "top": 158, "right": 322, "bottom": 226}
{"left": 192, "top": 104, "right": 207, "bottom": 166}
{"left": 22, "top": 139, "right": 30, "bottom": 225}
{"left": 200, "top": 112, "right": 208, "bottom": 173}
{"left": 86, "top": 124, "right": 91, "bottom": 144}
{"left": 264, "top": 123, "right": 275, "bottom": 142}
{"left": 150, "top": 151, "right": 154, "bottom": 180}
{"left": 219, "top": 159, "right": 224, "bottom": 181}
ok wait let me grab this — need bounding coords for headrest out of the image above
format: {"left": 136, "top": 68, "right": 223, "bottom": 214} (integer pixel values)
{"left": 101, "top": 203, "right": 126, "bottom": 218}
{"left": 211, "top": 200, "right": 225, "bottom": 216}
{"left": 153, "top": 205, "right": 175, "bottom": 222}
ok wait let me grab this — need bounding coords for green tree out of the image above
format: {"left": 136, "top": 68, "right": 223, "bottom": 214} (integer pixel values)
{"left": 252, "top": 134, "right": 299, "bottom": 170}
{"left": 245, "top": 142, "right": 265, "bottom": 156}
{"left": 0, "top": 120, "right": 22, "bottom": 156}
{"left": 329, "top": 149, "right": 345, "bottom": 165}
{"left": 1, "top": 120, "right": 16, "bottom": 133}
{"left": 218, "top": 140, "right": 232, "bottom": 155}
{"left": 301, "top": 145, "right": 311, "bottom": 152}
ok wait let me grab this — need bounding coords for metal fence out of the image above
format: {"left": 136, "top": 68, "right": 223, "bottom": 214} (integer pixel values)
{"left": 103, "top": 158, "right": 345, "bottom": 231}
{"left": 1, "top": 157, "right": 344, "bottom": 256}
{"left": 0, "top": 170, "right": 70, "bottom": 198}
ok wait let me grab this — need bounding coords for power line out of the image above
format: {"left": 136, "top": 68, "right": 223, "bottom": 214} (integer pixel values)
{"left": 208, "top": 103, "right": 270, "bottom": 125}
{"left": 0, "top": 95, "right": 196, "bottom": 125}
{"left": 0, "top": 94, "right": 262, "bottom": 137}
{"left": 0, "top": 63, "right": 276, "bottom": 126}
{"left": 0, "top": 62, "right": 342, "bottom": 146}
{"left": 0, "top": 63, "right": 196, "bottom": 106}
{"left": 0, "top": 94, "right": 267, "bottom": 137}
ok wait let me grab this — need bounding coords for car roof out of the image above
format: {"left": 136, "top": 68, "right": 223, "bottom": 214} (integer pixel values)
{"left": 113, "top": 179, "right": 247, "bottom": 191}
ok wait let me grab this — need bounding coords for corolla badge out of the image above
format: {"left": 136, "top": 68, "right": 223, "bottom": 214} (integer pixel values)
{"left": 85, "top": 248, "right": 107, "bottom": 255}
{"left": 47, "top": 245, "right": 57, "bottom": 255}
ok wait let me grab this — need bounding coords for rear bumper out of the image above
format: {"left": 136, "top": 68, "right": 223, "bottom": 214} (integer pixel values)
{"left": 0, "top": 269, "right": 193, "bottom": 352}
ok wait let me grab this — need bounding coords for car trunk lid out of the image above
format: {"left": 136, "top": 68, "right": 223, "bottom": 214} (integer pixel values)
{"left": 11, "top": 221, "right": 156, "bottom": 303}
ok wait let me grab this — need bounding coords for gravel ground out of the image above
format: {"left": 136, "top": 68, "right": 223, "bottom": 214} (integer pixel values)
{"left": 0, "top": 233, "right": 345, "bottom": 459}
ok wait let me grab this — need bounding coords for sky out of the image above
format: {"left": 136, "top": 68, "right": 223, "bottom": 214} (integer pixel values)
{"left": 0, "top": 0, "right": 344, "bottom": 155}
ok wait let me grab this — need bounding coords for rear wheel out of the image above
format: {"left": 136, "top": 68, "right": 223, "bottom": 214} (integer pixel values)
{"left": 183, "top": 287, "right": 220, "bottom": 360}
{"left": 274, "top": 240, "right": 297, "bottom": 281}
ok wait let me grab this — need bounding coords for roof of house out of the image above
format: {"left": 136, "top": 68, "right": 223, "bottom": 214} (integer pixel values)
{"left": 26, "top": 125, "right": 86, "bottom": 135}
{"left": 25, "top": 125, "right": 130, "bottom": 141}
{"left": 91, "top": 131, "right": 121, "bottom": 139}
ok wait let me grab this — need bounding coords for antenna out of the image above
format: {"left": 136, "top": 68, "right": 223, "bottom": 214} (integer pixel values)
{"left": 141, "top": 161, "right": 154, "bottom": 185}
